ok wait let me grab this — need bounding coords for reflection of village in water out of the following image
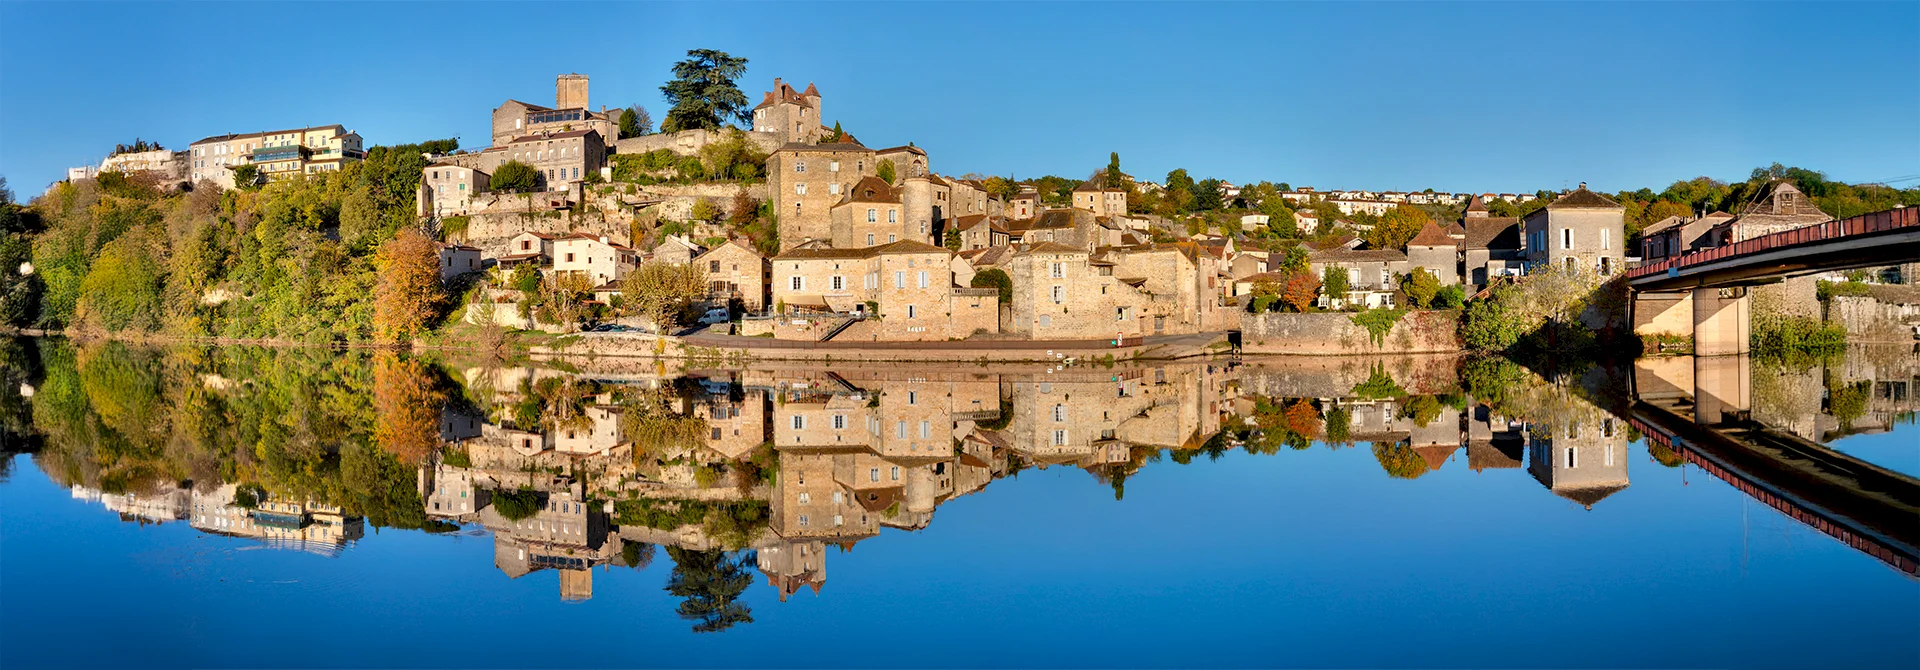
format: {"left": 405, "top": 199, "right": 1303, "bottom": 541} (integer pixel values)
{"left": 34, "top": 343, "right": 1920, "bottom": 630}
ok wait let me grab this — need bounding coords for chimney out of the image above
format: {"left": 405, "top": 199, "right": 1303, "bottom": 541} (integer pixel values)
{"left": 599, "top": 235, "right": 610, "bottom": 245}
{"left": 1578, "top": 181, "right": 1587, "bottom": 190}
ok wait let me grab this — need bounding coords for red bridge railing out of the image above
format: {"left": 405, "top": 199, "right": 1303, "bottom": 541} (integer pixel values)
{"left": 1627, "top": 207, "right": 1918, "bottom": 281}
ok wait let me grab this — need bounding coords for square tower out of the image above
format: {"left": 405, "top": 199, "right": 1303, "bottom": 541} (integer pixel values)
{"left": 557, "top": 74, "right": 589, "bottom": 110}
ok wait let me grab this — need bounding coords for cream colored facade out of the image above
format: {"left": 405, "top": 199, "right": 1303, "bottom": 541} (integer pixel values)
{"left": 770, "top": 241, "right": 999, "bottom": 341}
{"left": 552, "top": 234, "right": 640, "bottom": 286}
{"left": 188, "top": 124, "right": 364, "bottom": 189}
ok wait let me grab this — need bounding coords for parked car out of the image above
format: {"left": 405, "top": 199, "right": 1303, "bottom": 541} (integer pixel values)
{"left": 698, "top": 307, "right": 730, "bottom": 325}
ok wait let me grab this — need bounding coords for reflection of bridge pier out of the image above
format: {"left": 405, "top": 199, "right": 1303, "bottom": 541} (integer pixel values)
{"left": 1632, "top": 288, "right": 1752, "bottom": 356}
{"left": 1632, "top": 354, "right": 1920, "bottom": 577}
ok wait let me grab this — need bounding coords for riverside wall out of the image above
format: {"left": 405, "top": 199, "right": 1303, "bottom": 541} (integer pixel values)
{"left": 1239, "top": 310, "right": 1461, "bottom": 355}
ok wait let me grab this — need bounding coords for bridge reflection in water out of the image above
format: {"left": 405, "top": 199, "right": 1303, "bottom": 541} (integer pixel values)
{"left": 1631, "top": 353, "right": 1920, "bottom": 577}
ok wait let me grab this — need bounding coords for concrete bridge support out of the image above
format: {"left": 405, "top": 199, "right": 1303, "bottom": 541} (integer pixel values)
{"left": 1692, "top": 287, "right": 1751, "bottom": 356}
{"left": 1632, "top": 290, "right": 1694, "bottom": 344}
{"left": 1694, "top": 354, "right": 1751, "bottom": 427}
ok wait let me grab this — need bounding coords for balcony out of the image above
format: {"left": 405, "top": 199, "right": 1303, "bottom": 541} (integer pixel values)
{"left": 249, "top": 145, "right": 310, "bottom": 163}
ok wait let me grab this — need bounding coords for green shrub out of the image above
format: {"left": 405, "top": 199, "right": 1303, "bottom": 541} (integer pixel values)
{"left": 492, "top": 489, "right": 543, "bottom": 521}
{"left": 1350, "top": 308, "right": 1405, "bottom": 345}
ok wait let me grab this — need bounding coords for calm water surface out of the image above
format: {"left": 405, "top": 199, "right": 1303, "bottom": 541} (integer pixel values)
{"left": 1, "top": 339, "right": 1915, "bottom": 669}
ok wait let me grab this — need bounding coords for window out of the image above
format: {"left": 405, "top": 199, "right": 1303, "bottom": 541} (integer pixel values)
{"left": 829, "top": 183, "right": 841, "bottom": 195}
{"left": 795, "top": 183, "right": 807, "bottom": 195}
{"left": 1564, "top": 447, "right": 1577, "bottom": 468}
{"left": 790, "top": 276, "right": 805, "bottom": 291}
{"left": 566, "top": 253, "right": 576, "bottom": 262}
{"left": 1561, "top": 228, "right": 1572, "bottom": 249}
{"left": 799, "top": 515, "right": 810, "bottom": 527}
{"left": 1053, "top": 429, "right": 1068, "bottom": 446}
{"left": 1039, "top": 314, "right": 1052, "bottom": 327}
{"left": 869, "top": 468, "right": 880, "bottom": 482}
{"left": 1053, "top": 404, "right": 1066, "bottom": 422}
{"left": 906, "top": 305, "right": 917, "bottom": 318}
{"left": 795, "top": 162, "right": 807, "bottom": 173}
{"left": 920, "top": 421, "right": 930, "bottom": 438}
{"left": 1051, "top": 262, "right": 1066, "bottom": 279}
{"left": 897, "top": 421, "right": 908, "bottom": 438}
{"left": 830, "top": 276, "right": 845, "bottom": 291}
{"left": 832, "top": 491, "right": 843, "bottom": 504}
{"left": 890, "top": 466, "right": 901, "bottom": 481}
{"left": 791, "top": 415, "right": 806, "bottom": 430}
{"left": 830, "top": 160, "right": 840, "bottom": 172}
{"left": 798, "top": 493, "right": 811, "bottom": 504}
{"left": 710, "top": 260, "right": 721, "bottom": 272}
{"left": 895, "top": 271, "right": 905, "bottom": 289}
{"left": 867, "top": 234, "right": 876, "bottom": 246}
{"left": 889, "top": 210, "right": 898, "bottom": 223}
{"left": 1051, "top": 286, "right": 1065, "bottom": 303}
{"left": 1601, "top": 229, "right": 1611, "bottom": 250}
{"left": 867, "top": 208, "right": 877, "bottom": 222}
{"left": 917, "top": 271, "right": 929, "bottom": 288}
{"left": 832, "top": 414, "right": 846, "bottom": 430}
{"left": 889, "top": 234, "right": 897, "bottom": 243}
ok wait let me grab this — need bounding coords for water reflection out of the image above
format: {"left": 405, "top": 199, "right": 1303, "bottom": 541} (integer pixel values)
{"left": 4, "top": 338, "right": 1916, "bottom": 637}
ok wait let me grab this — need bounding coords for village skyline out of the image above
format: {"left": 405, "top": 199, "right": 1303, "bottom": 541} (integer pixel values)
{"left": 3, "top": 2, "right": 1917, "bottom": 194}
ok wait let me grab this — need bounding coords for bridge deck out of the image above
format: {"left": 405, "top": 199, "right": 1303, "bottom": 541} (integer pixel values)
{"left": 1629, "top": 208, "right": 1919, "bottom": 291}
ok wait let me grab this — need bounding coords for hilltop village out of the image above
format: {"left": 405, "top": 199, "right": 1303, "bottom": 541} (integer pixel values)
{"left": 41, "top": 64, "right": 1920, "bottom": 352}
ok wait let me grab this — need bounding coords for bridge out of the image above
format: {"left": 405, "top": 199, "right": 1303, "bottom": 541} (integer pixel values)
{"left": 1631, "top": 355, "right": 1920, "bottom": 577}
{"left": 1628, "top": 207, "right": 1920, "bottom": 355}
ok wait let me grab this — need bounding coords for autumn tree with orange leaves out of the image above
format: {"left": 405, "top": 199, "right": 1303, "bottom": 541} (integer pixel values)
{"left": 373, "top": 229, "right": 446, "bottom": 342}
{"left": 373, "top": 353, "right": 444, "bottom": 465}
{"left": 1278, "top": 270, "right": 1321, "bottom": 312}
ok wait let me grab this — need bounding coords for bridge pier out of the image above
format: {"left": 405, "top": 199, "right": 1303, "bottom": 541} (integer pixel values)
{"left": 1693, "top": 354, "right": 1750, "bottom": 427}
{"left": 1692, "top": 287, "right": 1750, "bottom": 356}
{"left": 1631, "top": 290, "right": 1693, "bottom": 345}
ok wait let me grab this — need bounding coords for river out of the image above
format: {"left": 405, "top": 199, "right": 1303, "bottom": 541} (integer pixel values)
{"left": 1, "top": 338, "right": 1914, "bottom": 668}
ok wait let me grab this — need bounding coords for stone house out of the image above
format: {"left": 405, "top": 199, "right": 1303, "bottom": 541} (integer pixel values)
{"left": 953, "top": 215, "right": 1010, "bottom": 250}
{"left": 552, "top": 233, "right": 639, "bottom": 286}
{"left": 1006, "top": 243, "right": 1156, "bottom": 340}
{"left": 1008, "top": 209, "right": 1115, "bottom": 251}
{"left": 751, "top": 78, "right": 824, "bottom": 146}
{"left": 187, "top": 124, "right": 364, "bottom": 189}
{"left": 693, "top": 239, "right": 769, "bottom": 312}
{"left": 1640, "top": 211, "right": 1732, "bottom": 262}
{"left": 1710, "top": 182, "right": 1831, "bottom": 243}
{"left": 501, "top": 129, "right": 606, "bottom": 190}
{"left": 1405, "top": 221, "right": 1461, "bottom": 286}
{"left": 553, "top": 403, "right": 624, "bottom": 457}
{"left": 1308, "top": 248, "right": 1409, "bottom": 309}
{"left": 829, "top": 176, "right": 912, "bottom": 248}
{"left": 768, "top": 140, "right": 878, "bottom": 249}
{"left": 501, "top": 232, "right": 555, "bottom": 267}
{"left": 875, "top": 145, "right": 929, "bottom": 179}
{"left": 1228, "top": 251, "right": 1270, "bottom": 281}
{"left": 417, "top": 163, "right": 491, "bottom": 217}
{"left": 489, "top": 74, "right": 619, "bottom": 150}
{"left": 769, "top": 240, "right": 998, "bottom": 341}
{"left": 1523, "top": 184, "right": 1626, "bottom": 275}
{"left": 1105, "top": 242, "right": 1235, "bottom": 334}
{"left": 1463, "top": 215, "right": 1523, "bottom": 289}
{"left": 437, "top": 243, "right": 483, "bottom": 282}
{"left": 1008, "top": 190, "right": 1041, "bottom": 219}
{"left": 651, "top": 234, "right": 705, "bottom": 266}
{"left": 1071, "top": 178, "right": 1128, "bottom": 217}
{"left": 947, "top": 178, "right": 999, "bottom": 220}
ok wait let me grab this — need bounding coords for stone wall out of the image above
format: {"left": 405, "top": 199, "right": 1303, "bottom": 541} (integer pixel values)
{"left": 1236, "top": 354, "right": 1464, "bottom": 397}
{"left": 1829, "top": 295, "right": 1919, "bottom": 342}
{"left": 613, "top": 129, "right": 781, "bottom": 158}
{"left": 1752, "top": 275, "right": 1819, "bottom": 328}
{"left": 1240, "top": 310, "right": 1461, "bottom": 355}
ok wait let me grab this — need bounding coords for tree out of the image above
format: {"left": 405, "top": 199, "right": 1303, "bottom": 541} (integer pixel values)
{"left": 1165, "top": 169, "right": 1195, "bottom": 194}
{"left": 1459, "top": 282, "right": 1530, "bottom": 351}
{"left": 689, "top": 198, "right": 723, "bottom": 225}
{"left": 876, "top": 159, "right": 897, "bottom": 185}
{"left": 1367, "top": 204, "right": 1430, "bottom": 250}
{"left": 1400, "top": 268, "right": 1440, "bottom": 308}
{"left": 660, "top": 49, "right": 751, "bottom": 133}
{"left": 619, "top": 105, "right": 653, "bottom": 139}
{"left": 943, "top": 227, "right": 961, "bottom": 249}
{"left": 1279, "top": 271, "right": 1320, "bottom": 312}
{"left": 1322, "top": 264, "right": 1350, "bottom": 303}
{"left": 621, "top": 260, "right": 706, "bottom": 332}
{"left": 822, "top": 121, "right": 846, "bottom": 143}
{"left": 373, "top": 353, "right": 444, "bottom": 465}
{"left": 970, "top": 268, "right": 1012, "bottom": 303}
{"left": 1106, "top": 152, "right": 1123, "bottom": 188}
{"left": 982, "top": 175, "right": 1020, "bottom": 199}
{"left": 231, "top": 164, "right": 260, "bottom": 189}
{"left": 490, "top": 161, "right": 539, "bottom": 192}
{"left": 1192, "top": 178, "right": 1223, "bottom": 211}
{"left": 1278, "top": 245, "right": 1310, "bottom": 275}
{"left": 372, "top": 229, "right": 445, "bottom": 341}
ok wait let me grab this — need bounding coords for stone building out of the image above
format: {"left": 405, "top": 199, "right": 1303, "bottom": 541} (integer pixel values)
{"left": 553, "top": 233, "right": 640, "bottom": 287}
{"left": 1071, "top": 177, "right": 1128, "bottom": 217}
{"left": 1308, "top": 248, "right": 1409, "bottom": 309}
{"left": 490, "top": 74, "right": 618, "bottom": 150}
{"left": 897, "top": 174, "right": 951, "bottom": 244}
{"left": 651, "top": 234, "right": 705, "bottom": 266}
{"left": 1008, "top": 190, "right": 1041, "bottom": 219}
{"left": 501, "top": 232, "right": 555, "bottom": 267}
{"left": 417, "top": 163, "right": 491, "bottom": 217}
{"left": 500, "top": 129, "right": 606, "bottom": 190}
{"left": 1460, "top": 197, "right": 1523, "bottom": 289}
{"left": 1523, "top": 184, "right": 1626, "bottom": 275}
{"left": 953, "top": 215, "right": 1009, "bottom": 250}
{"left": 829, "top": 176, "right": 911, "bottom": 248}
{"left": 1640, "top": 212, "right": 1732, "bottom": 262}
{"left": 1007, "top": 209, "right": 1113, "bottom": 251}
{"left": 694, "top": 239, "right": 769, "bottom": 312}
{"left": 96, "top": 149, "right": 187, "bottom": 184}
{"left": 1525, "top": 411, "right": 1630, "bottom": 510}
{"left": 1405, "top": 220, "right": 1461, "bottom": 285}
{"left": 751, "top": 78, "right": 824, "bottom": 146}
{"left": 875, "top": 145, "right": 929, "bottom": 179}
{"left": 769, "top": 240, "right": 998, "bottom": 341}
{"left": 768, "top": 140, "right": 878, "bottom": 249}
{"left": 1004, "top": 242, "right": 1230, "bottom": 339}
{"left": 437, "top": 243, "right": 482, "bottom": 281}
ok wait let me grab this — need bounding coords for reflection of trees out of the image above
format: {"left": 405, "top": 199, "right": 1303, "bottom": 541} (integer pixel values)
{"left": 1351, "top": 364, "right": 1407, "bottom": 400}
{"left": 622, "top": 540, "right": 657, "bottom": 570}
{"left": 373, "top": 353, "right": 444, "bottom": 465}
{"left": 664, "top": 547, "right": 756, "bottom": 633}
{"left": 1372, "top": 441, "right": 1430, "bottom": 479}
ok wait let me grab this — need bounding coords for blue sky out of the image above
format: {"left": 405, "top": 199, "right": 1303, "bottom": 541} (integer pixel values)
{"left": 2, "top": 1, "right": 1916, "bottom": 196}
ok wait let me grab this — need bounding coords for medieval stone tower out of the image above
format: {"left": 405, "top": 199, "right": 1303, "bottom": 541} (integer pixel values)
{"left": 556, "top": 73, "right": 589, "bottom": 110}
